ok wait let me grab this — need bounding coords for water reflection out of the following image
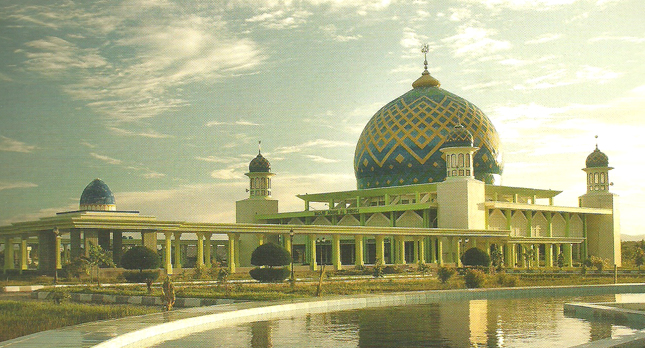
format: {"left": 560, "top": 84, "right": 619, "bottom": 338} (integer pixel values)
{"left": 153, "top": 294, "right": 638, "bottom": 348}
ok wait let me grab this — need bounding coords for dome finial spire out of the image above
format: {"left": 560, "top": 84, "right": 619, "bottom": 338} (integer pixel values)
{"left": 422, "top": 43, "right": 429, "bottom": 72}
{"left": 258, "top": 140, "right": 262, "bottom": 155}
{"left": 412, "top": 43, "right": 440, "bottom": 88}
{"left": 595, "top": 135, "right": 599, "bottom": 150}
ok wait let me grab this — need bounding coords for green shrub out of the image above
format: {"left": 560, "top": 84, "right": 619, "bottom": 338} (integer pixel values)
{"left": 123, "top": 270, "right": 159, "bottom": 283}
{"left": 461, "top": 247, "right": 491, "bottom": 267}
{"left": 464, "top": 269, "right": 486, "bottom": 288}
{"left": 250, "top": 242, "right": 291, "bottom": 267}
{"left": 437, "top": 266, "right": 456, "bottom": 284}
{"left": 495, "top": 273, "right": 519, "bottom": 287}
{"left": 121, "top": 246, "right": 160, "bottom": 272}
{"left": 249, "top": 267, "right": 290, "bottom": 282}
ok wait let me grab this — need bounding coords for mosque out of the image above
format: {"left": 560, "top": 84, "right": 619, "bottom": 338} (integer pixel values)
{"left": 0, "top": 57, "right": 620, "bottom": 275}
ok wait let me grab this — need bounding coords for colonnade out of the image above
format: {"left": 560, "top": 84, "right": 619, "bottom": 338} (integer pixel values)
{"left": 221, "top": 232, "right": 581, "bottom": 274}
{"left": 1, "top": 231, "right": 580, "bottom": 275}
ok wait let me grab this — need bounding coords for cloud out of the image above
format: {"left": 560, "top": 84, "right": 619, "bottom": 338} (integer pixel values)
{"left": 304, "top": 154, "right": 341, "bottom": 163}
{"left": 273, "top": 139, "right": 355, "bottom": 154}
{"left": 458, "top": 0, "right": 579, "bottom": 10}
{"left": 108, "top": 127, "right": 173, "bottom": 139}
{"left": 195, "top": 156, "right": 241, "bottom": 164}
{"left": 0, "top": 181, "right": 38, "bottom": 191}
{"left": 589, "top": 35, "right": 645, "bottom": 43}
{"left": 513, "top": 65, "right": 622, "bottom": 90}
{"left": 525, "top": 33, "right": 562, "bottom": 44}
{"left": 442, "top": 26, "right": 511, "bottom": 59}
{"left": 206, "top": 120, "right": 261, "bottom": 127}
{"left": 320, "top": 25, "right": 362, "bottom": 42}
{"left": 246, "top": 9, "right": 312, "bottom": 29}
{"left": 9, "top": 4, "right": 265, "bottom": 124}
{"left": 90, "top": 152, "right": 123, "bottom": 165}
{"left": 0, "top": 136, "right": 37, "bottom": 153}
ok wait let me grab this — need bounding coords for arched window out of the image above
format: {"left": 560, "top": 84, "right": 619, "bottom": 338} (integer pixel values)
{"left": 458, "top": 154, "right": 464, "bottom": 167}
{"left": 466, "top": 154, "right": 470, "bottom": 167}
{"left": 600, "top": 173, "right": 605, "bottom": 184}
{"left": 594, "top": 173, "right": 599, "bottom": 184}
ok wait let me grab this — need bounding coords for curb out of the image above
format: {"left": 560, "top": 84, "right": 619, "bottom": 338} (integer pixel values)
{"left": 31, "top": 291, "right": 238, "bottom": 308}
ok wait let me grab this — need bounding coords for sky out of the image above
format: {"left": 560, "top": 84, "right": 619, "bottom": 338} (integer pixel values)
{"left": 0, "top": 0, "right": 643, "bottom": 236}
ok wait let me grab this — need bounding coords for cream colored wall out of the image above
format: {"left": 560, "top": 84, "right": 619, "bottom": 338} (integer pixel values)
{"left": 437, "top": 178, "right": 486, "bottom": 229}
{"left": 235, "top": 198, "right": 278, "bottom": 266}
{"left": 579, "top": 192, "right": 621, "bottom": 267}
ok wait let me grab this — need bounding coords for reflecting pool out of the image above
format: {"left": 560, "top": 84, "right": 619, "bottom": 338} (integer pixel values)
{"left": 152, "top": 294, "right": 644, "bottom": 348}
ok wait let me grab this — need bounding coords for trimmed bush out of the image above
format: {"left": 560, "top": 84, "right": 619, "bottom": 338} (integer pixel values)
{"left": 123, "top": 270, "right": 159, "bottom": 283}
{"left": 437, "top": 266, "right": 456, "bottom": 284}
{"left": 121, "top": 246, "right": 160, "bottom": 272}
{"left": 495, "top": 273, "right": 519, "bottom": 287}
{"left": 461, "top": 247, "right": 491, "bottom": 267}
{"left": 464, "top": 269, "right": 486, "bottom": 288}
{"left": 250, "top": 242, "right": 291, "bottom": 267}
{"left": 249, "top": 267, "right": 290, "bottom": 282}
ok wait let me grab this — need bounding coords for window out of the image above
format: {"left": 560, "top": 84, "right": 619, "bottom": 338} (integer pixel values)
{"left": 458, "top": 153, "right": 464, "bottom": 167}
{"left": 466, "top": 154, "right": 470, "bottom": 167}
{"left": 594, "top": 173, "right": 599, "bottom": 184}
{"left": 600, "top": 173, "right": 605, "bottom": 184}
{"left": 459, "top": 169, "right": 464, "bottom": 176}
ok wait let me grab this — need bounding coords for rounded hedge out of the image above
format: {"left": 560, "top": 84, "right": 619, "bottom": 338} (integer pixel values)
{"left": 123, "top": 270, "right": 160, "bottom": 283}
{"left": 249, "top": 267, "right": 290, "bottom": 283}
{"left": 250, "top": 242, "right": 291, "bottom": 267}
{"left": 461, "top": 247, "right": 491, "bottom": 267}
{"left": 121, "top": 246, "right": 160, "bottom": 272}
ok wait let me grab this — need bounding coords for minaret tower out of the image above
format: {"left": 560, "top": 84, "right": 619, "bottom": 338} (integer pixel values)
{"left": 245, "top": 142, "right": 275, "bottom": 199}
{"left": 440, "top": 123, "right": 479, "bottom": 180}
{"left": 579, "top": 137, "right": 620, "bottom": 266}
{"left": 583, "top": 137, "right": 613, "bottom": 193}
{"left": 235, "top": 142, "right": 279, "bottom": 266}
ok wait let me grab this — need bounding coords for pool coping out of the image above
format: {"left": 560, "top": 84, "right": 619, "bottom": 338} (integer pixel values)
{"left": 565, "top": 301, "right": 645, "bottom": 348}
{"left": 2, "top": 283, "right": 645, "bottom": 348}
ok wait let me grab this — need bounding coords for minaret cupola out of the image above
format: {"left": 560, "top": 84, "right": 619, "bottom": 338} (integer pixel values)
{"left": 440, "top": 123, "right": 479, "bottom": 180}
{"left": 246, "top": 142, "right": 275, "bottom": 199}
{"left": 583, "top": 137, "right": 612, "bottom": 193}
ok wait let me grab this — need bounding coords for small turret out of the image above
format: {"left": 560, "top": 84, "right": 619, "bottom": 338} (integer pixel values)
{"left": 583, "top": 138, "right": 612, "bottom": 193}
{"left": 440, "top": 123, "right": 479, "bottom": 180}
{"left": 246, "top": 142, "right": 275, "bottom": 199}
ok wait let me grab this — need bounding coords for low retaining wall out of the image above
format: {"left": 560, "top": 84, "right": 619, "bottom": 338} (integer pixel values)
{"left": 94, "top": 283, "right": 645, "bottom": 348}
{"left": 32, "top": 291, "right": 237, "bottom": 308}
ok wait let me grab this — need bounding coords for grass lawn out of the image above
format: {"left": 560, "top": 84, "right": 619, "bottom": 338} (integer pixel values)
{"left": 0, "top": 300, "right": 156, "bottom": 342}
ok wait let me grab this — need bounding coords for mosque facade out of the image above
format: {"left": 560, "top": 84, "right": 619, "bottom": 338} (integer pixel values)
{"left": 0, "top": 61, "right": 620, "bottom": 275}
{"left": 235, "top": 63, "right": 621, "bottom": 271}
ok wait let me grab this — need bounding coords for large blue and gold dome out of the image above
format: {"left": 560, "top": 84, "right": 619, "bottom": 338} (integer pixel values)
{"left": 354, "top": 70, "right": 503, "bottom": 189}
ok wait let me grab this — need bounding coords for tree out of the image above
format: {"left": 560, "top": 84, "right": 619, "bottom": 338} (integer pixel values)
{"left": 437, "top": 266, "right": 456, "bottom": 284}
{"left": 557, "top": 252, "right": 565, "bottom": 269}
{"left": 121, "top": 246, "right": 160, "bottom": 271}
{"left": 251, "top": 242, "right": 291, "bottom": 267}
{"left": 249, "top": 242, "right": 291, "bottom": 282}
{"left": 461, "top": 247, "right": 491, "bottom": 267}
{"left": 85, "top": 243, "right": 115, "bottom": 286}
{"left": 490, "top": 247, "right": 503, "bottom": 271}
{"left": 635, "top": 247, "right": 645, "bottom": 270}
{"left": 121, "top": 246, "right": 160, "bottom": 292}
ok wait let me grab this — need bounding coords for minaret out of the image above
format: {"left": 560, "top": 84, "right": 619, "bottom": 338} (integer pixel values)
{"left": 440, "top": 124, "right": 479, "bottom": 180}
{"left": 579, "top": 137, "right": 620, "bottom": 266}
{"left": 583, "top": 137, "right": 613, "bottom": 193}
{"left": 245, "top": 142, "right": 275, "bottom": 199}
{"left": 436, "top": 123, "right": 486, "bottom": 230}
{"left": 235, "top": 143, "right": 279, "bottom": 266}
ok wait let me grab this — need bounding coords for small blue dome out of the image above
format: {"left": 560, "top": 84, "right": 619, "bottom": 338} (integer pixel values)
{"left": 443, "top": 124, "right": 474, "bottom": 148}
{"left": 249, "top": 151, "right": 271, "bottom": 173}
{"left": 80, "top": 179, "right": 116, "bottom": 210}
{"left": 586, "top": 146, "right": 609, "bottom": 168}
